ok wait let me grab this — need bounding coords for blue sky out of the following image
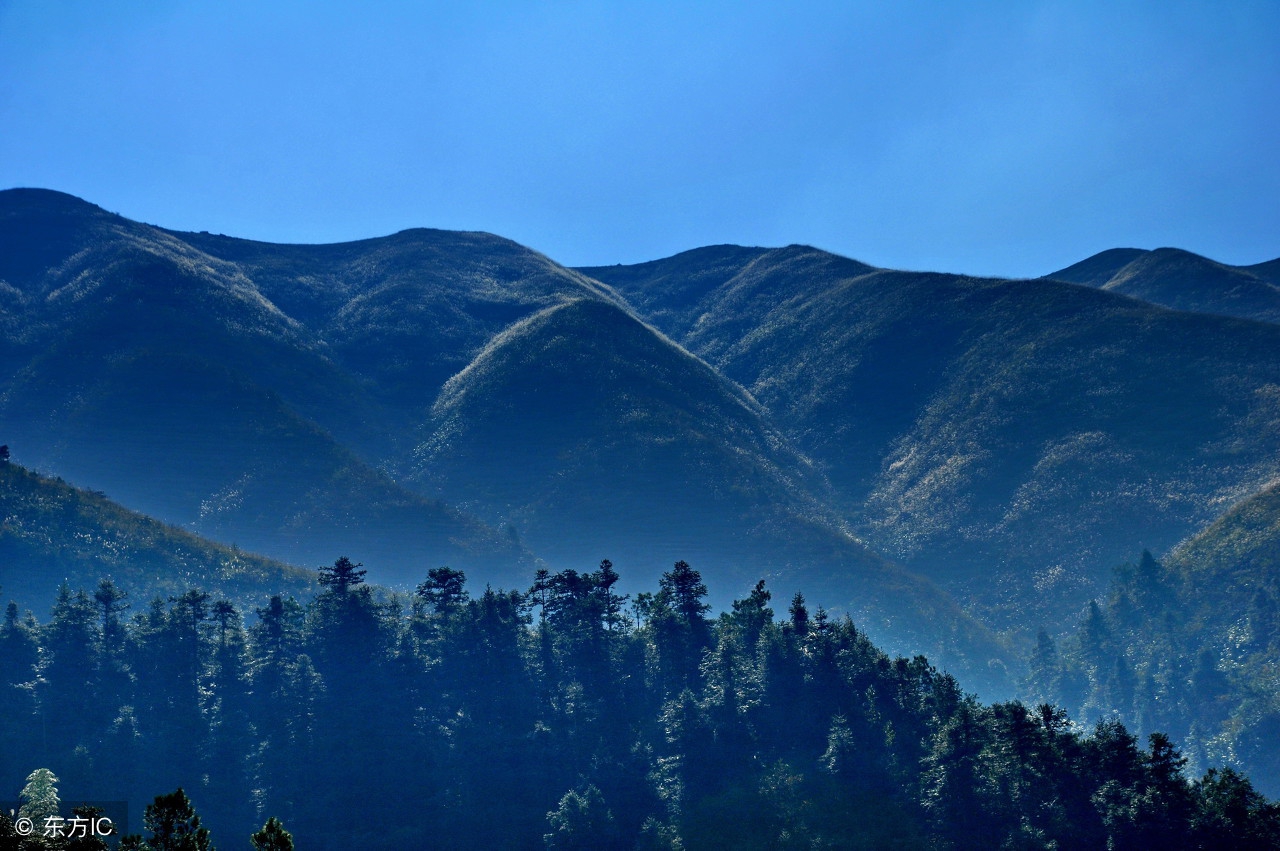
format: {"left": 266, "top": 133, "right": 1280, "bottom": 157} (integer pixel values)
{"left": 2, "top": 1, "right": 1277, "bottom": 276}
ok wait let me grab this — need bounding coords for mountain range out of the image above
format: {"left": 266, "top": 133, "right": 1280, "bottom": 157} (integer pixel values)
{"left": 3, "top": 187, "right": 1279, "bottom": 693}
{"left": 583, "top": 245, "right": 1280, "bottom": 629}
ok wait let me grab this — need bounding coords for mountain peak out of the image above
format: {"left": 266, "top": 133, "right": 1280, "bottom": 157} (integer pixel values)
{"left": 1046, "top": 246, "right": 1280, "bottom": 324}
{"left": 1045, "top": 248, "right": 1149, "bottom": 287}
{"left": 0, "top": 187, "right": 110, "bottom": 216}
{"left": 0, "top": 188, "right": 131, "bottom": 294}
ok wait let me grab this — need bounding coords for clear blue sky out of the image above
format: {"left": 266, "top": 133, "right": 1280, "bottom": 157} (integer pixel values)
{"left": 2, "top": 1, "right": 1277, "bottom": 277}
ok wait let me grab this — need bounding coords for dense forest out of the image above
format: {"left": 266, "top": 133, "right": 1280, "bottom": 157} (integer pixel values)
{"left": 3, "top": 559, "right": 1278, "bottom": 849}
{"left": 1025, "top": 549, "right": 1280, "bottom": 798}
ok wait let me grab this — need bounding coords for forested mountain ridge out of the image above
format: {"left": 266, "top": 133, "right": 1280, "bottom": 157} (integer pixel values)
{"left": 4, "top": 187, "right": 1280, "bottom": 846}
{"left": 583, "top": 247, "right": 1280, "bottom": 629}
{"left": 5, "top": 186, "right": 1280, "bottom": 679}
{"left": 408, "top": 296, "right": 1006, "bottom": 677}
{"left": 3, "top": 559, "right": 1278, "bottom": 850}
{"left": 0, "top": 188, "right": 1005, "bottom": 684}
{"left": 0, "top": 189, "right": 535, "bottom": 587}
{"left": 168, "top": 219, "right": 627, "bottom": 441}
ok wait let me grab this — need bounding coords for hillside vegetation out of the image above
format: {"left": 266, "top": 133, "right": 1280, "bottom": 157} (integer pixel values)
{"left": 0, "top": 460, "right": 314, "bottom": 607}
{"left": 5, "top": 187, "right": 1280, "bottom": 683}
{"left": 1028, "top": 482, "right": 1280, "bottom": 796}
{"left": 584, "top": 247, "right": 1280, "bottom": 629}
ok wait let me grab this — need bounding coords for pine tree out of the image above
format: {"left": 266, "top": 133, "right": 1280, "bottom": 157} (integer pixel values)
{"left": 0, "top": 601, "right": 39, "bottom": 769}
{"left": 658, "top": 561, "right": 709, "bottom": 626}
{"left": 1192, "top": 768, "right": 1280, "bottom": 849}
{"left": 204, "top": 601, "right": 255, "bottom": 836}
{"left": 93, "top": 579, "right": 131, "bottom": 718}
{"left": 593, "top": 559, "right": 628, "bottom": 633}
{"left": 66, "top": 804, "right": 113, "bottom": 851}
{"left": 18, "top": 768, "right": 60, "bottom": 832}
{"left": 920, "top": 702, "right": 997, "bottom": 847}
{"left": 131, "top": 788, "right": 214, "bottom": 851}
{"left": 249, "top": 817, "right": 293, "bottom": 851}
{"left": 730, "top": 579, "right": 772, "bottom": 651}
{"left": 544, "top": 785, "right": 621, "bottom": 851}
{"left": 1025, "top": 629, "right": 1063, "bottom": 707}
{"left": 40, "top": 586, "right": 102, "bottom": 749}
{"left": 788, "top": 592, "right": 809, "bottom": 636}
{"left": 318, "top": 555, "right": 366, "bottom": 590}
{"left": 416, "top": 566, "right": 467, "bottom": 614}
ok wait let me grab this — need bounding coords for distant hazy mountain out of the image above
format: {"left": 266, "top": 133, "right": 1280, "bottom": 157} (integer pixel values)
{"left": 1047, "top": 247, "right": 1280, "bottom": 324}
{"left": 0, "top": 459, "right": 315, "bottom": 609}
{"left": 583, "top": 246, "right": 1280, "bottom": 629}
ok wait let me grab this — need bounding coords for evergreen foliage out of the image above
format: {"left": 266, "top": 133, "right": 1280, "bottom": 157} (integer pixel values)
{"left": 122, "top": 788, "right": 214, "bottom": 851}
{"left": 3, "top": 560, "right": 1278, "bottom": 849}
{"left": 249, "top": 817, "right": 293, "bottom": 851}
{"left": 1025, "top": 546, "right": 1280, "bottom": 796}
{"left": 0, "top": 461, "right": 315, "bottom": 610}
{"left": 18, "top": 768, "right": 60, "bottom": 830}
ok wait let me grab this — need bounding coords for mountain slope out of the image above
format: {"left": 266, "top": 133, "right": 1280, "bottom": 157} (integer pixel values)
{"left": 1048, "top": 247, "right": 1280, "bottom": 324}
{"left": 171, "top": 224, "right": 627, "bottom": 450}
{"left": 4, "top": 189, "right": 999, "bottom": 666}
{"left": 10, "top": 187, "right": 1277, "bottom": 676}
{"left": 415, "top": 296, "right": 835, "bottom": 564}
{"left": 0, "top": 459, "right": 316, "bottom": 609}
{"left": 583, "top": 246, "right": 1280, "bottom": 630}
{"left": 0, "top": 189, "right": 531, "bottom": 585}
{"left": 410, "top": 297, "right": 1007, "bottom": 681}
{"left": 1166, "top": 478, "right": 1280, "bottom": 635}
{"left": 1042, "top": 248, "right": 1149, "bottom": 289}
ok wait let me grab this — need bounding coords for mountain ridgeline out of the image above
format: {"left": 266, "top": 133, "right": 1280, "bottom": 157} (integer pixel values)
{"left": 582, "top": 245, "right": 1280, "bottom": 630}
{"left": 1048, "top": 247, "right": 1280, "bottom": 325}
{"left": 3, "top": 187, "right": 1280, "bottom": 684}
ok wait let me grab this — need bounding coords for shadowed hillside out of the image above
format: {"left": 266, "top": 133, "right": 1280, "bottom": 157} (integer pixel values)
{"left": 0, "top": 189, "right": 533, "bottom": 585}
{"left": 410, "top": 297, "right": 1007, "bottom": 680}
{"left": 1, "top": 190, "right": 1004, "bottom": 680}
{"left": 174, "top": 224, "right": 626, "bottom": 451}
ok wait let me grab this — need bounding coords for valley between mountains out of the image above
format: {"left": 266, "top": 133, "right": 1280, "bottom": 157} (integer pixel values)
{"left": 3, "top": 187, "right": 1280, "bottom": 700}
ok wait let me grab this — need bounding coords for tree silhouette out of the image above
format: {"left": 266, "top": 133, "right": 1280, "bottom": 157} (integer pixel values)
{"left": 318, "top": 556, "right": 366, "bottom": 591}
{"left": 250, "top": 817, "right": 294, "bottom": 851}
{"left": 132, "top": 788, "right": 214, "bottom": 851}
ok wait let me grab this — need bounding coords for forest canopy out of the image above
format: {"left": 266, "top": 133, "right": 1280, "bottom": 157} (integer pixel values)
{"left": 2, "top": 559, "right": 1278, "bottom": 850}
